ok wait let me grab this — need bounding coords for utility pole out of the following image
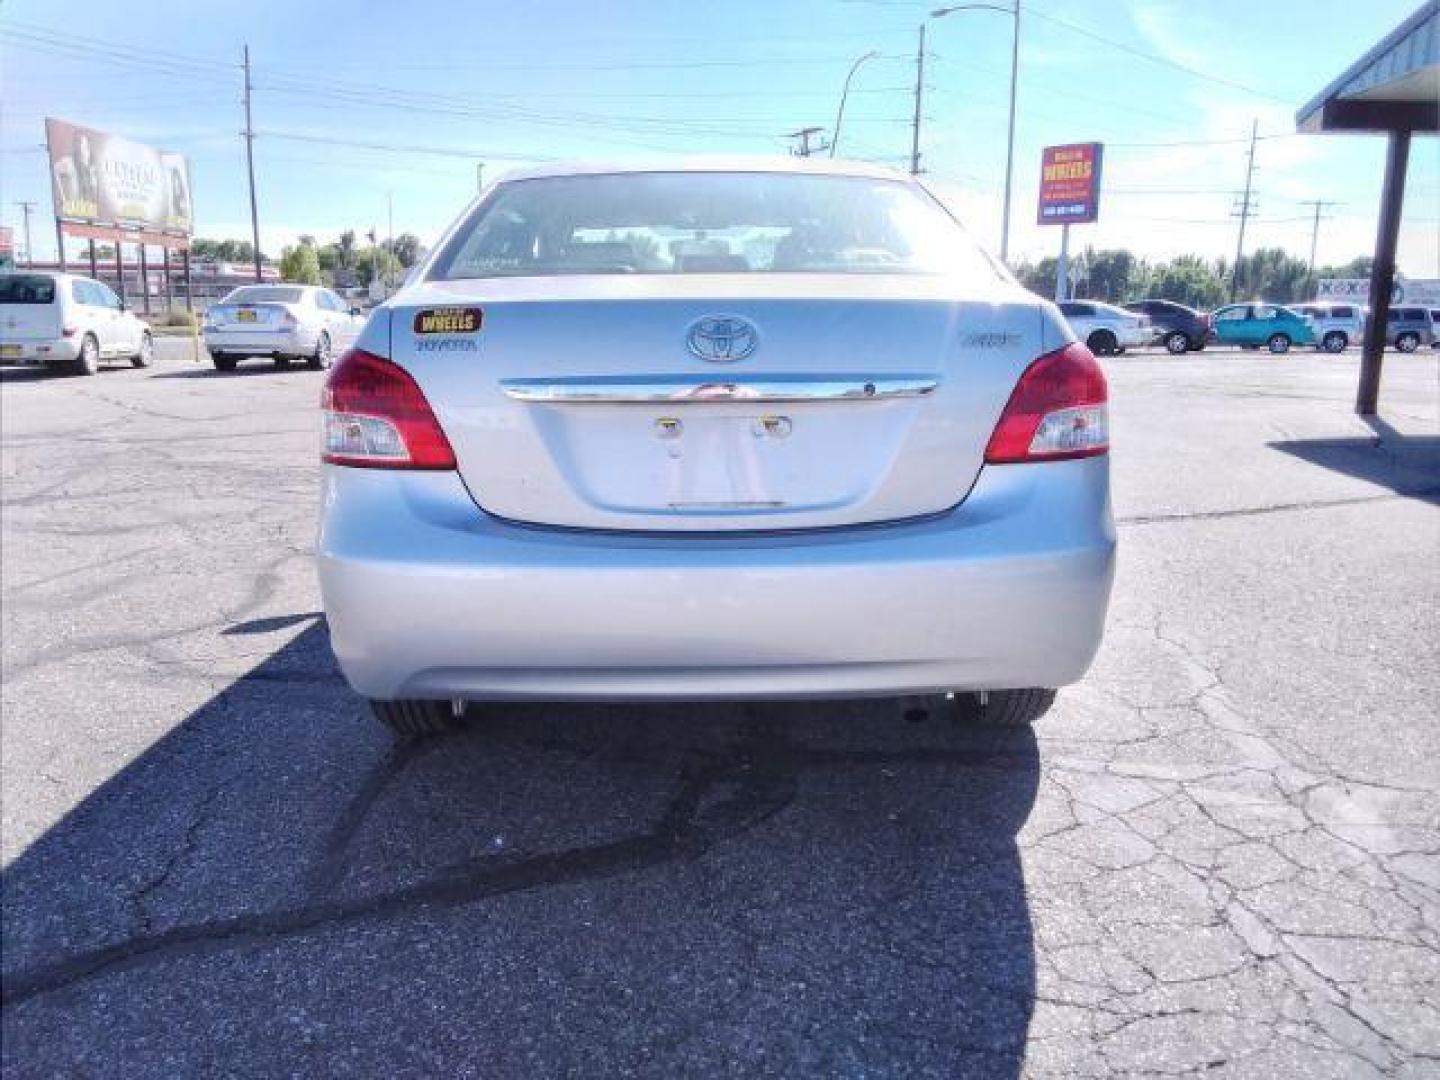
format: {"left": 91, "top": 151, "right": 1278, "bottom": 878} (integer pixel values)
{"left": 1228, "top": 118, "right": 1259, "bottom": 302}
{"left": 909, "top": 23, "right": 926, "bottom": 175}
{"left": 242, "top": 44, "right": 263, "bottom": 282}
{"left": 14, "top": 201, "right": 35, "bottom": 268}
{"left": 1300, "top": 199, "right": 1340, "bottom": 298}
{"left": 476, "top": 162, "right": 485, "bottom": 193}
{"left": 387, "top": 191, "right": 395, "bottom": 293}
{"left": 788, "top": 127, "right": 828, "bottom": 158}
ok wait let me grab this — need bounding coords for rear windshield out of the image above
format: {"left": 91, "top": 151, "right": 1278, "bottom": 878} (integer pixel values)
{"left": 431, "top": 171, "right": 999, "bottom": 280}
{"left": 224, "top": 286, "right": 303, "bottom": 304}
{"left": 0, "top": 275, "right": 57, "bottom": 304}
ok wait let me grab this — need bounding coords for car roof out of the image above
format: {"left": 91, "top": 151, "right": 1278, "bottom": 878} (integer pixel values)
{"left": 491, "top": 155, "right": 913, "bottom": 185}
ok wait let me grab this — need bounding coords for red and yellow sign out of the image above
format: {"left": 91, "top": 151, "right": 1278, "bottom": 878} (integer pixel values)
{"left": 1037, "top": 142, "right": 1103, "bottom": 226}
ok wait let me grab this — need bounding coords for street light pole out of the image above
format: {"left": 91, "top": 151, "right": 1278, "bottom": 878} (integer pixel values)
{"left": 1000, "top": 0, "right": 1019, "bottom": 264}
{"left": 831, "top": 50, "right": 881, "bottom": 159}
{"left": 921, "top": 4, "right": 1021, "bottom": 259}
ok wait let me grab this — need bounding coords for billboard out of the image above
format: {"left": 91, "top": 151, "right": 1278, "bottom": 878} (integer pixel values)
{"left": 45, "top": 118, "right": 192, "bottom": 235}
{"left": 1318, "top": 278, "right": 1440, "bottom": 307}
{"left": 1037, "top": 142, "right": 1103, "bottom": 226}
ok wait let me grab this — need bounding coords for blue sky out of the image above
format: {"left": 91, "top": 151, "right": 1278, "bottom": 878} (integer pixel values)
{"left": 2, "top": 0, "right": 1436, "bottom": 276}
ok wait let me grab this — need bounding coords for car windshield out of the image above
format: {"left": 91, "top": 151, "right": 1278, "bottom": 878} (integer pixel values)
{"left": 224, "top": 286, "right": 303, "bottom": 303}
{"left": 0, "top": 274, "right": 57, "bottom": 304}
{"left": 432, "top": 171, "right": 999, "bottom": 280}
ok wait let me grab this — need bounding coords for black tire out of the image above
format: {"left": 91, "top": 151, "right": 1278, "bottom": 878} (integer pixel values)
{"left": 953, "top": 688, "right": 1057, "bottom": 727}
{"left": 1322, "top": 331, "right": 1347, "bottom": 353}
{"left": 1086, "top": 330, "right": 1118, "bottom": 357}
{"left": 1267, "top": 333, "right": 1291, "bottom": 354}
{"left": 212, "top": 353, "right": 239, "bottom": 372}
{"left": 1395, "top": 332, "right": 1419, "bottom": 353}
{"left": 370, "top": 698, "right": 457, "bottom": 738}
{"left": 274, "top": 355, "right": 293, "bottom": 368}
{"left": 130, "top": 331, "right": 153, "bottom": 368}
{"left": 307, "top": 332, "right": 332, "bottom": 370}
{"left": 1164, "top": 331, "right": 1190, "bottom": 355}
{"left": 75, "top": 333, "right": 100, "bottom": 376}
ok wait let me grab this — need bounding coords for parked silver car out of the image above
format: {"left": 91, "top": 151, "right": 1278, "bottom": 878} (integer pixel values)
{"left": 316, "top": 159, "right": 1116, "bottom": 736}
{"left": 204, "top": 284, "right": 363, "bottom": 371}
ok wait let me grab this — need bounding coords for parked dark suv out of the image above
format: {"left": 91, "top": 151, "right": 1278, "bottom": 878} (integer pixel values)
{"left": 1124, "top": 299, "right": 1208, "bottom": 354}
{"left": 1382, "top": 306, "right": 1435, "bottom": 352}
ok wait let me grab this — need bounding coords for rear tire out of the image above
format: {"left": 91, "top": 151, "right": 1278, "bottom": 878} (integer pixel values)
{"left": 953, "top": 688, "right": 1056, "bottom": 727}
{"left": 274, "top": 355, "right": 293, "bottom": 368}
{"left": 212, "top": 353, "right": 239, "bottom": 372}
{"left": 75, "top": 333, "right": 100, "bottom": 376}
{"left": 1087, "top": 330, "right": 1118, "bottom": 357}
{"left": 1322, "top": 331, "right": 1347, "bottom": 353}
{"left": 370, "top": 698, "right": 458, "bottom": 738}
{"left": 130, "top": 331, "right": 153, "bottom": 368}
{"left": 1164, "top": 331, "right": 1190, "bottom": 355}
{"left": 1267, "top": 333, "right": 1291, "bottom": 354}
{"left": 1396, "top": 332, "right": 1420, "bottom": 353}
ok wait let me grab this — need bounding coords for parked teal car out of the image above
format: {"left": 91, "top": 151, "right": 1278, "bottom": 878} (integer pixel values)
{"left": 1210, "top": 302, "right": 1316, "bottom": 353}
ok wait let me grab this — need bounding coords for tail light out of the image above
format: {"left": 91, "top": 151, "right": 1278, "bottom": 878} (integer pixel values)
{"left": 984, "top": 342, "right": 1109, "bottom": 463}
{"left": 61, "top": 325, "right": 78, "bottom": 338}
{"left": 321, "top": 348, "right": 456, "bottom": 469}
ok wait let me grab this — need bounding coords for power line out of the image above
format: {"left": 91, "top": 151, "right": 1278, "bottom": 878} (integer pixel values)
{"left": 1021, "top": 5, "right": 1299, "bottom": 106}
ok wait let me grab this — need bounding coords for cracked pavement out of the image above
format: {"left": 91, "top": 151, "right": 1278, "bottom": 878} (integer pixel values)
{"left": 2, "top": 342, "right": 1437, "bottom": 1077}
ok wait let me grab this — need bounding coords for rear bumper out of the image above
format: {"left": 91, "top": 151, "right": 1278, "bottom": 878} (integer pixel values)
{"left": 0, "top": 338, "right": 80, "bottom": 364}
{"left": 317, "top": 458, "right": 1116, "bottom": 701}
{"left": 203, "top": 328, "right": 316, "bottom": 355}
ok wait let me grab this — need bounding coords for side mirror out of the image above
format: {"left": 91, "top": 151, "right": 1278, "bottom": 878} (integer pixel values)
{"left": 349, "top": 306, "right": 362, "bottom": 317}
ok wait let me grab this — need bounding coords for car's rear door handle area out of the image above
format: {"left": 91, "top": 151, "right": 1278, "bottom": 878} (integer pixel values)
{"left": 499, "top": 375, "right": 939, "bottom": 404}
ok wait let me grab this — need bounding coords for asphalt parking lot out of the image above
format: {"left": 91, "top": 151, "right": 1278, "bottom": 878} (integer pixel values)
{"left": 2, "top": 339, "right": 1437, "bottom": 1078}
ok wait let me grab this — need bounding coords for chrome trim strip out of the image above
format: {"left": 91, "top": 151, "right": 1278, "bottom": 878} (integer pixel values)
{"left": 500, "top": 376, "right": 938, "bottom": 404}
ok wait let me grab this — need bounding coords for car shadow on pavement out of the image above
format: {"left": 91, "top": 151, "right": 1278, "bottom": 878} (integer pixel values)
{"left": 148, "top": 364, "right": 323, "bottom": 379}
{"left": 1, "top": 621, "right": 1040, "bottom": 1077}
{"left": 1269, "top": 428, "right": 1440, "bottom": 505}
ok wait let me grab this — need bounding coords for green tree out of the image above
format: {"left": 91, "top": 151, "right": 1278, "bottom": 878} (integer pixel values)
{"left": 337, "top": 229, "right": 357, "bottom": 270}
{"left": 356, "top": 245, "right": 401, "bottom": 286}
{"left": 279, "top": 241, "right": 322, "bottom": 284}
{"left": 383, "top": 232, "right": 424, "bottom": 268}
{"left": 1233, "top": 247, "right": 1310, "bottom": 303}
{"left": 1148, "top": 255, "right": 1227, "bottom": 310}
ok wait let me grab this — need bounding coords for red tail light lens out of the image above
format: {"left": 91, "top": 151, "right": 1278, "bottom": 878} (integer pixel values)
{"left": 984, "top": 342, "right": 1109, "bottom": 464}
{"left": 61, "top": 325, "right": 78, "bottom": 338}
{"left": 321, "top": 348, "right": 456, "bottom": 469}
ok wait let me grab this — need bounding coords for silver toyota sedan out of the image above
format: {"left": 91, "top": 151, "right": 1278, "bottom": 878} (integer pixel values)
{"left": 317, "top": 158, "right": 1116, "bottom": 736}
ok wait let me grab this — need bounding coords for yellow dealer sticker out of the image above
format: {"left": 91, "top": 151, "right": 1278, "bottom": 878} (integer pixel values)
{"left": 413, "top": 307, "right": 483, "bottom": 334}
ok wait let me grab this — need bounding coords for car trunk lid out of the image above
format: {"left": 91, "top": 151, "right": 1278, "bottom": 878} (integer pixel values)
{"left": 207, "top": 302, "right": 291, "bottom": 329}
{"left": 386, "top": 275, "right": 1042, "bottom": 532}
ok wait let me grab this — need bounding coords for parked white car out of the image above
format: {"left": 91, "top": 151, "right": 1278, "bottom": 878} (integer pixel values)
{"left": 203, "top": 284, "right": 363, "bottom": 371}
{"left": 1057, "top": 300, "right": 1152, "bottom": 356}
{"left": 317, "top": 158, "right": 1117, "bottom": 737}
{"left": 0, "top": 272, "right": 153, "bottom": 375}
{"left": 1290, "top": 302, "right": 1364, "bottom": 352}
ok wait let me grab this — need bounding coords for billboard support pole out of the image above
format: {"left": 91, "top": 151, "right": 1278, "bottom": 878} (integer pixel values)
{"left": 162, "top": 245, "right": 172, "bottom": 315}
{"left": 88, "top": 238, "right": 97, "bottom": 278}
{"left": 138, "top": 242, "right": 151, "bottom": 316}
{"left": 115, "top": 239, "right": 124, "bottom": 309}
{"left": 182, "top": 247, "right": 194, "bottom": 314}
{"left": 55, "top": 219, "right": 67, "bottom": 272}
{"left": 1054, "top": 223, "right": 1070, "bottom": 303}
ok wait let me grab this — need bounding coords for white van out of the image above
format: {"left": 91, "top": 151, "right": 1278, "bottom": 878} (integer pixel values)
{"left": 0, "top": 272, "right": 153, "bottom": 375}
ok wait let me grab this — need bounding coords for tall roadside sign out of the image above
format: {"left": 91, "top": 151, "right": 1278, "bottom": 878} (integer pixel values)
{"left": 44, "top": 117, "right": 194, "bottom": 314}
{"left": 1037, "top": 142, "right": 1103, "bottom": 302}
